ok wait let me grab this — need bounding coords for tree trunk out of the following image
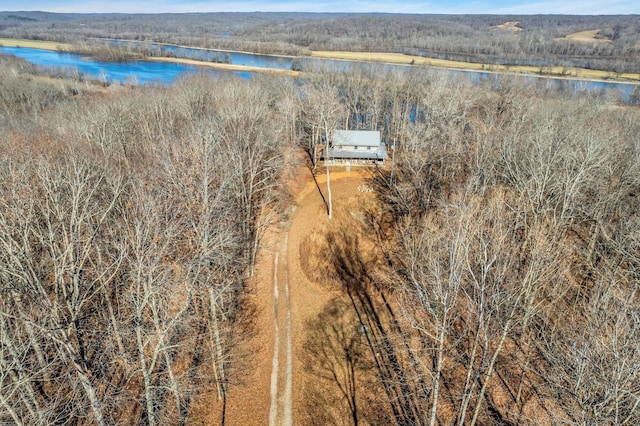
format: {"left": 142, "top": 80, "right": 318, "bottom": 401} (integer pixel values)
{"left": 136, "top": 325, "right": 157, "bottom": 426}
{"left": 326, "top": 144, "right": 333, "bottom": 219}
{"left": 209, "top": 287, "right": 227, "bottom": 400}
{"left": 429, "top": 327, "right": 446, "bottom": 426}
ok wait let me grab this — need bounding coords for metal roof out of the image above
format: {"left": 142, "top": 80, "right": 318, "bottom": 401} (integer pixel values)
{"left": 327, "top": 144, "right": 388, "bottom": 160}
{"left": 333, "top": 130, "right": 381, "bottom": 148}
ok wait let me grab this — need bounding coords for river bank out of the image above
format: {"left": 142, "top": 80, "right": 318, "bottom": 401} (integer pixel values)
{"left": 0, "top": 38, "right": 73, "bottom": 51}
{"left": 149, "top": 56, "right": 299, "bottom": 77}
{"left": 2, "top": 37, "right": 639, "bottom": 87}
{"left": 310, "top": 50, "right": 640, "bottom": 84}
{"left": 0, "top": 38, "right": 297, "bottom": 77}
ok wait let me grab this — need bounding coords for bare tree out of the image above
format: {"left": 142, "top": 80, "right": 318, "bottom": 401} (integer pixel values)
{"left": 300, "top": 81, "right": 345, "bottom": 219}
{"left": 395, "top": 195, "right": 472, "bottom": 426}
{"left": 300, "top": 79, "right": 344, "bottom": 171}
{"left": 212, "top": 78, "right": 289, "bottom": 271}
{"left": 0, "top": 149, "right": 126, "bottom": 425}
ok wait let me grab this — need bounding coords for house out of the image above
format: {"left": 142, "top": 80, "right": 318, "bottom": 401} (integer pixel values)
{"left": 323, "top": 130, "right": 388, "bottom": 165}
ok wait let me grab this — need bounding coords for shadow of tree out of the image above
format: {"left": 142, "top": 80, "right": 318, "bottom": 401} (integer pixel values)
{"left": 319, "top": 226, "right": 429, "bottom": 426}
{"left": 302, "top": 297, "right": 379, "bottom": 425}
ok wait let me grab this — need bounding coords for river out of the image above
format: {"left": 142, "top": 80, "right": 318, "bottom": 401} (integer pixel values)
{"left": 0, "top": 46, "right": 252, "bottom": 84}
{"left": 0, "top": 44, "right": 637, "bottom": 102}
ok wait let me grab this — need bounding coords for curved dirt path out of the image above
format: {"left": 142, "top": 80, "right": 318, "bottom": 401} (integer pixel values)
{"left": 223, "top": 164, "right": 367, "bottom": 425}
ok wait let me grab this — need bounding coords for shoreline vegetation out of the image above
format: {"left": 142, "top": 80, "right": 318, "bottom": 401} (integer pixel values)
{"left": 1, "top": 37, "right": 639, "bottom": 83}
{"left": 311, "top": 50, "right": 640, "bottom": 84}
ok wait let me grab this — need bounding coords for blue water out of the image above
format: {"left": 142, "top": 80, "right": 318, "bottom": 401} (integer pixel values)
{"left": 108, "top": 39, "right": 296, "bottom": 70}
{"left": 1, "top": 45, "right": 637, "bottom": 102}
{"left": 453, "top": 68, "right": 636, "bottom": 101}
{"left": 163, "top": 44, "right": 293, "bottom": 69}
{"left": 0, "top": 46, "right": 250, "bottom": 84}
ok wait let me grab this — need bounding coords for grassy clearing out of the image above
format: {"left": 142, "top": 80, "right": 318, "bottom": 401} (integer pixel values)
{"left": 0, "top": 38, "right": 72, "bottom": 51}
{"left": 559, "top": 29, "right": 611, "bottom": 43}
{"left": 311, "top": 50, "right": 640, "bottom": 82}
{"left": 493, "top": 21, "right": 523, "bottom": 32}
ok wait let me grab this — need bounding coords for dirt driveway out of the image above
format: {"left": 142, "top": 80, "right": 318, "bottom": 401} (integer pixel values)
{"left": 222, "top": 163, "right": 371, "bottom": 425}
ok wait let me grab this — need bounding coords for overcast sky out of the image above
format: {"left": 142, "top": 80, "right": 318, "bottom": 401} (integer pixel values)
{"left": 0, "top": 0, "right": 638, "bottom": 15}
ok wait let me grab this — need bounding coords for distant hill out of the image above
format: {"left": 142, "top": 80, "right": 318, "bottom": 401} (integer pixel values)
{"left": 1, "top": 12, "right": 638, "bottom": 73}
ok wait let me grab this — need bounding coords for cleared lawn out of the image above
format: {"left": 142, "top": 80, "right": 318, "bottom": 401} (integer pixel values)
{"left": 310, "top": 50, "right": 640, "bottom": 82}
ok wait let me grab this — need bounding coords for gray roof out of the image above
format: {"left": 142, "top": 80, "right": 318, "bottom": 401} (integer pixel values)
{"left": 333, "top": 130, "right": 381, "bottom": 148}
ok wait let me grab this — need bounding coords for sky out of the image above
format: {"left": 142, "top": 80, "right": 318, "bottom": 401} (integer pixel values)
{"left": 0, "top": 0, "right": 638, "bottom": 15}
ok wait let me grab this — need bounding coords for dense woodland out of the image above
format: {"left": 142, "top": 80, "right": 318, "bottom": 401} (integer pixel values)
{"left": 0, "top": 53, "right": 293, "bottom": 425}
{"left": 1, "top": 12, "right": 640, "bottom": 73}
{"left": 299, "top": 66, "right": 640, "bottom": 424}
{"left": 1, "top": 39, "right": 640, "bottom": 425}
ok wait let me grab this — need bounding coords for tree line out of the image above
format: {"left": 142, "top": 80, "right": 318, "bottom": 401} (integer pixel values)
{"left": 1, "top": 12, "right": 639, "bottom": 73}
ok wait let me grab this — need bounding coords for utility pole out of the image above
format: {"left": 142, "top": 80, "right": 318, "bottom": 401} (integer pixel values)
{"left": 325, "top": 136, "right": 333, "bottom": 220}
